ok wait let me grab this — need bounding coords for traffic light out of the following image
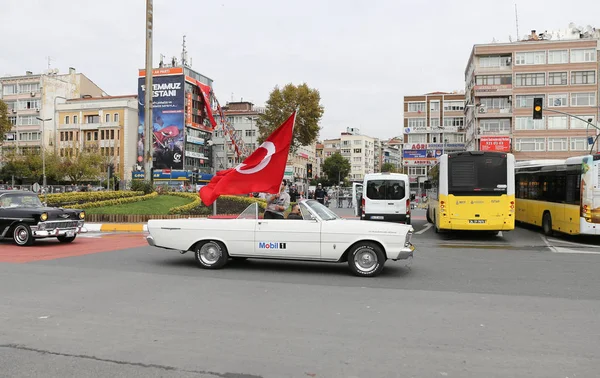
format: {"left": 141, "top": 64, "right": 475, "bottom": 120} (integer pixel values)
{"left": 306, "top": 163, "right": 313, "bottom": 178}
{"left": 533, "top": 97, "right": 543, "bottom": 120}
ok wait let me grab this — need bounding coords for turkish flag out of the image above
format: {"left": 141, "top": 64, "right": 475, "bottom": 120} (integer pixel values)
{"left": 199, "top": 111, "right": 296, "bottom": 206}
{"left": 198, "top": 82, "right": 217, "bottom": 129}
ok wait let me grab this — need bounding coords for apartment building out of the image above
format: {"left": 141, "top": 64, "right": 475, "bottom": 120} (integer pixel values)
{"left": 465, "top": 26, "right": 600, "bottom": 160}
{"left": 0, "top": 68, "right": 106, "bottom": 157}
{"left": 340, "top": 129, "right": 376, "bottom": 181}
{"left": 55, "top": 95, "right": 138, "bottom": 181}
{"left": 403, "top": 92, "right": 467, "bottom": 193}
{"left": 382, "top": 138, "right": 402, "bottom": 171}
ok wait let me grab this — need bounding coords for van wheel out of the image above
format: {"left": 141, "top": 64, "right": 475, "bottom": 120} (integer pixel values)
{"left": 542, "top": 212, "right": 553, "bottom": 236}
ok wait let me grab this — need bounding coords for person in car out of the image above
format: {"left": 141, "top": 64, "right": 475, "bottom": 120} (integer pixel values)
{"left": 287, "top": 204, "right": 303, "bottom": 219}
{"left": 264, "top": 181, "right": 290, "bottom": 219}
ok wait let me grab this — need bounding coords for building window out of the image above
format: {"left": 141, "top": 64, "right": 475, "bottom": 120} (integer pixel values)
{"left": 8, "top": 116, "right": 16, "bottom": 126}
{"left": 407, "top": 118, "right": 427, "bottom": 129}
{"left": 515, "top": 95, "right": 545, "bottom": 108}
{"left": 18, "top": 83, "right": 40, "bottom": 94}
{"left": 407, "top": 102, "right": 426, "bottom": 112}
{"left": 479, "top": 97, "right": 510, "bottom": 109}
{"left": 475, "top": 75, "right": 512, "bottom": 85}
{"left": 111, "top": 130, "right": 115, "bottom": 139}
{"left": 353, "top": 157, "right": 362, "bottom": 162}
{"left": 515, "top": 73, "right": 545, "bottom": 87}
{"left": 570, "top": 48, "right": 596, "bottom": 63}
{"left": 94, "top": 131, "right": 98, "bottom": 140}
{"left": 515, "top": 51, "right": 546, "bottom": 65}
{"left": 353, "top": 140, "right": 362, "bottom": 145}
{"left": 571, "top": 71, "right": 596, "bottom": 85}
{"left": 570, "top": 137, "right": 589, "bottom": 151}
{"left": 2, "top": 84, "right": 17, "bottom": 95}
{"left": 245, "top": 129, "right": 256, "bottom": 137}
{"left": 430, "top": 133, "right": 441, "bottom": 143}
{"left": 515, "top": 117, "right": 545, "bottom": 130}
{"left": 85, "top": 115, "right": 99, "bottom": 124}
{"left": 17, "top": 116, "right": 40, "bottom": 126}
{"left": 73, "top": 115, "right": 78, "bottom": 124}
{"left": 548, "top": 72, "right": 567, "bottom": 85}
{"left": 445, "top": 134, "right": 465, "bottom": 143}
{"left": 548, "top": 116, "right": 568, "bottom": 130}
{"left": 408, "top": 167, "right": 427, "bottom": 176}
{"left": 65, "top": 116, "right": 70, "bottom": 124}
{"left": 353, "top": 148, "right": 362, "bottom": 153}
{"left": 571, "top": 116, "right": 595, "bottom": 129}
{"left": 548, "top": 50, "right": 569, "bottom": 64}
{"left": 430, "top": 118, "right": 440, "bottom": 128}
{"left": 515, "top": 138, "right": 546, "bottom": 152}
{"left": 407, "top": 134, "right": 426, "bottom": 143}
{"left": 479, "top": 119, "right": 511, "bottom": 134}
{"left": 443, "top": 101, "right": 464, "bottom": 111}
{"left": 548, "top": 138, "right": 568, "bottom": 151}
{"left": 105, "top": 114, "right": 110, "bottom": 122}
{"left": 479, "top": 55, "right": 511, "bottom": 67}
{"left": 571, "top": 92, "right": 596, "bottom": 106}
{"left": 443, "top": 117, "right": 464, "bottom": 127}
{"left": 114, "top": 113, "right": 119, "bottom": 122}
{"left": 429, "top": 101, "right": 440, "bottom": 111}
{"left": 548, "top": 94, "right": 568, "bottom": 107}
{"left": 17, "top": 99, "right": 41, "bottom": 110}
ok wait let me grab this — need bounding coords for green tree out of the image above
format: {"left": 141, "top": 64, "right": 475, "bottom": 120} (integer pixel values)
{"left": 0, "top": 150, "right": 61, "bottom": 183}
{"left": 257, "top": 83, "right": 324, "bottom": 151}
{"left": 62, "top": 150, "right": 103, "bottom": 184}
{"left": 322, "top": 152, "right": 351, "bottom": 184}
{"left": 0, "top": 100, "right": 12, "bottom": 144}
{"left": 381, "top": 162, "right": 397, "bottom": 173}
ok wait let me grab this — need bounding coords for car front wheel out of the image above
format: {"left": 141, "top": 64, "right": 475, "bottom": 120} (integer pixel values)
{"left": 194, "top": 240, "right": 229, "bottom": 269}
{"left": 348, "top": 242, "right": 385, "bottom": 277}
{"left": 13, "top": 223, "right": 34, "bottom": 246}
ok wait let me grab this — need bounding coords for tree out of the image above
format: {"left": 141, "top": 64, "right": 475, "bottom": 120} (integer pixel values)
{"left": 0, "top": 150, "right": 61, "bottom": 184}
{"left": 257, "top": 83, "right": 324, "bottom": 151}
{"left": 62, "top": 150, "right": 103, "bottom": 184}
{"left": 322, "top": 152, "right": 351, "bottom": 185}
{"left": 0, "top": 100, "right": 12, "bottom": 145}
{"left": 381, "top": 162, "right": 397, "bottom": 173}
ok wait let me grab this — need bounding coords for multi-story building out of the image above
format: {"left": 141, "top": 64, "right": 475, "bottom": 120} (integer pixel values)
{"left": 212, "top": 101, "right": 263, "bottom": 170}
{"left": 315, "top": 142, "right": 324, "bottom": 179}
{"left": 340, "top": 128, "right": 376, "bottom": 182}
{"left": 403, "top": 92, "right": 467, "bottom": 194}
{"left": 382, "top": 138, "right": 403, "bottom": 171}
{"left": 55, "top": 95, "right": 138, "bottom": 181}
{"left": 374, "top": 138, "right": 382, "bottom": 173}
{"left": 137, "top": 65, "right": 214, "bottom": 181}
{"left": 0, "top": 67, "right": 106, "bottom": 157}
{"left": 465, "top": 26, "right": 600, "bottom": 160}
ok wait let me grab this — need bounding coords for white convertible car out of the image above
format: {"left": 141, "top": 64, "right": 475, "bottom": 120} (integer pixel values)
{"left": 146, "top": 199, "right": 414, "bottom": 277}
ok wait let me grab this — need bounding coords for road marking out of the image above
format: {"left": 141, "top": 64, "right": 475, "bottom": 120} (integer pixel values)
{"left": 540, "top": 235, "right": 557, "bottom": 253}
{"left": 415, "top": 224, "right": 432, "bottom": 235}
{"left": 547, "top": 237, "right": 600, "bottom": 249}
{"left": 498, "top": 231, "right": 503, "bottom": 238}
{"left": 542, "top": 235, "right": 600, "bottom": 255}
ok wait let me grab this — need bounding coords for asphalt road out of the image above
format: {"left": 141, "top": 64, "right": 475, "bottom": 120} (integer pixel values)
{"left": 1, "top": 210, "right": 599, "bottom": 377}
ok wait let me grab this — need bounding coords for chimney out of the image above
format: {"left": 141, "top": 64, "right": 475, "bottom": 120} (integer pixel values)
{"left": 69, "top": 67, "right": 76, "bottom": 74}
{"left": 26, "top": 71, "right": 33, "bottom": 75}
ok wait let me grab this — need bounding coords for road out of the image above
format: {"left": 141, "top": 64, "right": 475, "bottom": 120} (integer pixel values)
{"left": 1, "top": 210, "right": 599, "bottom": 377}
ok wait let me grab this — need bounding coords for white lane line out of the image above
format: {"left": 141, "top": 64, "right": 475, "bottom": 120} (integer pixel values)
{"left": 542, "top": 235, "right": 600, "bottom": 255}
{"left": 415, "top": 223, "right": 432, "bottom": 235}
{"left": 547, "top": 237, "right": 600, "bottom": 249}
{"left": 541, "top": 235, "right": 557, "bottom": 253}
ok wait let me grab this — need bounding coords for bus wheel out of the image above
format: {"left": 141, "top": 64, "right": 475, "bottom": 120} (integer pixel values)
{"left": 426, "top": 209, "right": 432, "bottom": 224}
{"left": 542, "top": 212, "right": 553, "bottom": 236}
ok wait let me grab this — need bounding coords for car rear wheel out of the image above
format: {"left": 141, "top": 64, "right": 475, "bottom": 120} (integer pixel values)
{"left": 57, "top": 235, "right": 76, "bottom": 243}
{"left": 13, "top": 223, "right": 34, "bottom": 246}
{"left": 348, "top": 242, "right": 385, "bottom": 277}
{"left": 194, "top": 240, "right": 229, "bottom": 269}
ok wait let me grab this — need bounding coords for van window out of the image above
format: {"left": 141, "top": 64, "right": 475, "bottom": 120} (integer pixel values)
{"left": 365, "top": 180, "right": 406, "bottom": 200}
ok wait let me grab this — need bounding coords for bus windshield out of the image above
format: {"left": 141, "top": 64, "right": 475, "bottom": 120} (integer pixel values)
{"left": 449, "top": 154, "right": 507, "bottom": 195}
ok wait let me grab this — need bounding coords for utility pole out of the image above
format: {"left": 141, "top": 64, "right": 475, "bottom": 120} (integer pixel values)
{"left": 144, "top": 0, "right": 154, "bottom": 183}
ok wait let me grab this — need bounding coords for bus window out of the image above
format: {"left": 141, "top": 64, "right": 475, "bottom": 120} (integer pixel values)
{"left": 449, "top": 154, "right": 507, "bottom": 195}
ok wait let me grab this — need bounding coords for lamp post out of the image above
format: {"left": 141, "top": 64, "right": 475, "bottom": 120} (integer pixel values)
{"left": 36, "top": 117, "right": 51, "bottom": 189}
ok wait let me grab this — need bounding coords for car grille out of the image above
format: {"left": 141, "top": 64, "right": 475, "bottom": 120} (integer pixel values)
{"left": 45, "top": 221, "right": 80, "bottom": 229}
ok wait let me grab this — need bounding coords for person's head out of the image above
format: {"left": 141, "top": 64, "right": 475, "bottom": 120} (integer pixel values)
{"left": 318, "top": 183, "right": 322, "bottom": 188}
{"left": 291, "top": 204, "right": 301, "bottom": 214}
{"left": 280, "top": 181, "right": 287, "bottom": 192}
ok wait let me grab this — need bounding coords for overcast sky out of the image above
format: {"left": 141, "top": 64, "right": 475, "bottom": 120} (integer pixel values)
{"left": 2, "top": 0, "right": 600, "bottom": 140}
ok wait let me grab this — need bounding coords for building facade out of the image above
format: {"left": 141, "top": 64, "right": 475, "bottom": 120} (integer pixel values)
{"left": 403, "top": 92, "right": 467, "bottom": 194}
{"left": 340, "top": 129, "right": 376, "bottom": 182}
{"left": 0, "top": 68, "right": 106, "bottom": 157}
{"left": 381, "top": 138, "right": 403, "bottom": 171}
{"left": 55, "top": 95, "right": 138, "bottom": 181}
{"left": 465, "top": 27, "right": 600, "bottom": 160}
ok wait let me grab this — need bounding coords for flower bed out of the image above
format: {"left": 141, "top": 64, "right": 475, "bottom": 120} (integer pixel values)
{"left": 43, "top": 191, "right": 144, "bottom": 207}
{"left": 64, "top": 192, "right": 158, "bottom": 210}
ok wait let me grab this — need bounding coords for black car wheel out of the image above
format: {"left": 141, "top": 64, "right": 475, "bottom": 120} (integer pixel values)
{"left": 57, "top": 235, "right": 76, "bottom": 243}
{"left": 348, "top": 242, "right": 385, "bottom": 277}
{"left": 13, "top": 223, "right": 34, "bottom": 246}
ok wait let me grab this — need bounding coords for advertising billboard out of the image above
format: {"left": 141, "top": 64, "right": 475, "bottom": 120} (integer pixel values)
{"left": 403, "top": 150, "right": 427, "bottom": 159}
{"left": 138, "top": 73, "right": 185, "bottom": 170}
{"left": 480, "top": 136, "right": 511, "bottom": 152}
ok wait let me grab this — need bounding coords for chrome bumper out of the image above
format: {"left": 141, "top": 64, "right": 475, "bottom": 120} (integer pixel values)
{"left": 391, "top": 243, "right": 414, "bottom": 261}
{"left": 146, "top": 235, "right": 156, "bottom": 246}
{"left": 31, "top": 227, "right": 88, "bottom": 238}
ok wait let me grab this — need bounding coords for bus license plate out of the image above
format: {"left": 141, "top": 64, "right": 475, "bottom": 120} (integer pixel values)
{"left": 469, "top": 220, "right": 486, "bottom": 224}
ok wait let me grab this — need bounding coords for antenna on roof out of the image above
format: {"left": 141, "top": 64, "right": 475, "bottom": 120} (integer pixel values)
{"left": 46, "top": 56, "right": 53, "bottom": 70}
{"left": 515, "top": 4, "right": 520, "bottom": 41}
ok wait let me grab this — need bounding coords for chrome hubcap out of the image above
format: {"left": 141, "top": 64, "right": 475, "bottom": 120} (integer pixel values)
{"left": 15, "top": 227, "right": 28, "bottom": 244}
{"left": 354, "top": 249, "right": 377, "bottom": 273}
{"left": 199, "top": 243, "right": 220, "bottom": 265}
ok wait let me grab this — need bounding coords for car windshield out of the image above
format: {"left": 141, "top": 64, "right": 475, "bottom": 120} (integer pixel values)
{"left": 0, "top": 193, "right": 43, "bottom": 208}
{"left": 237, "top": 203, "right": 259, "bottom": 219}
{"left": 305, "top": 200, "right": 340, "bottom": 221}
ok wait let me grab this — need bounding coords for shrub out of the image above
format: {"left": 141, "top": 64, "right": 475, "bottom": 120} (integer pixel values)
{"left": 43, "top": 191, "right": 144, "bottom": 207}
{"left": 130, "top": 180, "right": 155, "bottom": 194}
{"left": 64, "top": 192, "right": 158, "bottom": 209}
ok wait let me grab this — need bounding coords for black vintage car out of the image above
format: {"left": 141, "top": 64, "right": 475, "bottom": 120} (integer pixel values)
{"left": 0, "top": 190, "right": 87, "bottom": 246}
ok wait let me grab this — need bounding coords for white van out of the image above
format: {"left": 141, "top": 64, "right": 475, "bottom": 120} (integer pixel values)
{"left": 352, "top": 172, "right": 412, "bottom": 224}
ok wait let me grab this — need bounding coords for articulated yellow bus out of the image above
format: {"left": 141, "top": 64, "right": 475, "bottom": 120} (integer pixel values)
{"left": 515, "top": 154, "right": 600, "bottom": 236}
{"left": 425, "top": 151, "right": 516, "bottom": 233}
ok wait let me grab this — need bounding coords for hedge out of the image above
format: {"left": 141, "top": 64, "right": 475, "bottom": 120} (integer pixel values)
{"left": 42, "top": 191, "right": 144, "bottom": 207}
{"left": 64, "top": 192, "right": 159, "bottom": 209}
{"left": 166, "top": 192, "right": 207, "bottom": 215}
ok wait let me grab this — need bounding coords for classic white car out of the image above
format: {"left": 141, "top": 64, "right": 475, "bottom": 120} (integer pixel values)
{"left": 146, "top": 199, "right": 414, "bottom": 277}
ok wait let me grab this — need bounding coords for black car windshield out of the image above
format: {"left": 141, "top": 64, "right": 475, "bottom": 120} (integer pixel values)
{"left": 0, "top": 193, "right": 43, "bottom": 208}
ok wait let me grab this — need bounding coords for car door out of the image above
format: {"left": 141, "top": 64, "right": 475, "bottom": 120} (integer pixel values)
{"left": 352, "top": 183, "right": 363, "bottom": 216}
{"left": 254, "top": 211, "right": 321, "bottom": 259}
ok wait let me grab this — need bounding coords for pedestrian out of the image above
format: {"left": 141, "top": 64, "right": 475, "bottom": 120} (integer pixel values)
{"left": 314, "top": 183, "right": 326, "bottom": 204}
{"left": 289, "top": 185, "right": 299, "bottom": 203}
{"left": 264, "top": 181, "right": 290, "bottom": 219}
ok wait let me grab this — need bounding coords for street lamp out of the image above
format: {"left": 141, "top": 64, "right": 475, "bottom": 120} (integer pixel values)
{"left": 36, "top": 117, "right": 52, "bottom": 190}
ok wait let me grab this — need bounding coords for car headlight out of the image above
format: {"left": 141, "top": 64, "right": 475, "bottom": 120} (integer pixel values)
{"left": 79, "top": 212, "right": 85, "bottom": 219}
{"left": 40, "top": 212, "right": 48, "bottom": 222}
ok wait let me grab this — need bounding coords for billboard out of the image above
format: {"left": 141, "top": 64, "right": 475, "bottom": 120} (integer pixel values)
{"left": 138, "top": 73, "right": 185, "bottom": 170}
{"left": 403, "top": 150, "right": 427, "bottom": 159}
{"left": 480, "top": 136, "right": 511, "bottom": 152}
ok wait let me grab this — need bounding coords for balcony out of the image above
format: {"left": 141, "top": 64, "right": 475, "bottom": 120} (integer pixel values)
{"left": 473, "top": 84, "right": 512, "bottom": 97}
{"left": 474, "top": 65, "right": 512, "bottom": 74}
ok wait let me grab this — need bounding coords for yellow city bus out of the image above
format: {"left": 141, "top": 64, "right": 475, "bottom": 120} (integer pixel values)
{"left": 425, "top": 151, "right": 516, "bottom": 233}
{"left": 515, "top": 154, "right": 600, "bottom": 236}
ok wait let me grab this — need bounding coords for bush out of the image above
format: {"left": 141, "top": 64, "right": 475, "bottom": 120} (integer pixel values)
{"left": 65, "top": 192, "right": 158, "bottom": 209}
{"left": 43, "top": 191, "right": 144, "bottom": 207}
{"left": 130, "top": 180, "right": 154, "bottom": 194}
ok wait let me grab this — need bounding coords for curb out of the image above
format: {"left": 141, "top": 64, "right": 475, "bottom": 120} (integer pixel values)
{"left": 86, "top": 223, "right": 148, "bottom": 233}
